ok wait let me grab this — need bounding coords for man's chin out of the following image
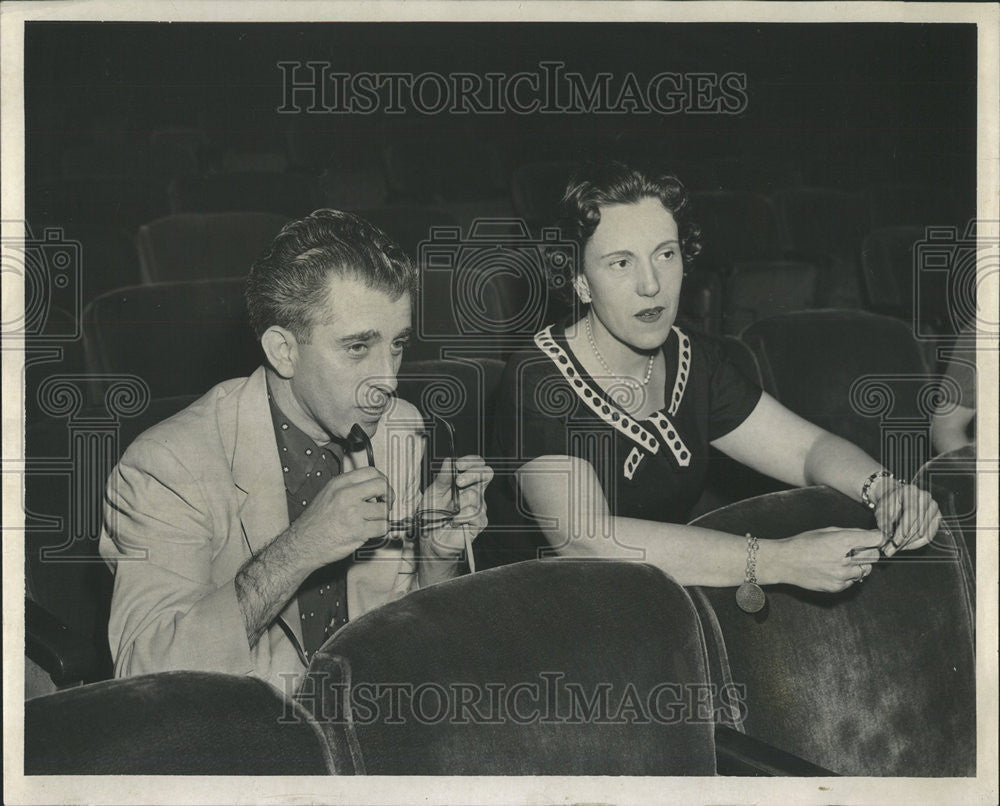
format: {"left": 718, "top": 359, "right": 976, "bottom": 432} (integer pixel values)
{"left": 355, "top": 417, "right": 381, "bottom": 437}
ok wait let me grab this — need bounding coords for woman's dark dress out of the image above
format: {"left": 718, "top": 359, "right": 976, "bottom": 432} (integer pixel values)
{"left": 480, "top": 322, "right": 763, "bottom": 568}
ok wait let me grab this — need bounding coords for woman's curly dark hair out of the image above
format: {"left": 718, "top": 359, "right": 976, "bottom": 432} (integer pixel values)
{"left": 549, "top": 160, "right": 702, "bottom": 302}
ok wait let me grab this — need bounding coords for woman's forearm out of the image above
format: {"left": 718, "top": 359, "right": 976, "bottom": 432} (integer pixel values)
{"left": 802, "top": 431, "right": 884, "bottom": 503}
{"left": 551, "top": 516, "right": 788, "bottom": 587}
{"left": 518, "top": 454, "right": 881, "bottom": 592}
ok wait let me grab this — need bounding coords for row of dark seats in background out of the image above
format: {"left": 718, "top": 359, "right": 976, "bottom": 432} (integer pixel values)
{"left": 21, "top": 196, "right": 966, "bottom": 435}
{"left": 24, "top": 148, "right": 970, "bottom": 326}
{"left": 34, "top": 117, "right": 967, "bottom": 194}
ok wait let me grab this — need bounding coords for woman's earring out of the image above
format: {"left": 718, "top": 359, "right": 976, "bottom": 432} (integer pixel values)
{"left": 574, "top": 278, "right": 592, "bottom": 304}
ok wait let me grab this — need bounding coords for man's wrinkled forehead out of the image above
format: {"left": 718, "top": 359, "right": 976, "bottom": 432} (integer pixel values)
{"left": 311, "top": 273, "right": 413, "bottom": 333}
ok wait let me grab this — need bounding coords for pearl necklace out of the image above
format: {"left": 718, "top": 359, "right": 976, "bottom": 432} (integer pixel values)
{"left": 585, "top": 314, "right": 655, "bottom": 390}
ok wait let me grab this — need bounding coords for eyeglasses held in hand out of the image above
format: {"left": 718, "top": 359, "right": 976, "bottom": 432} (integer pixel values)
{"left": 350, "top": 414, "right": 475, "bottom": 572}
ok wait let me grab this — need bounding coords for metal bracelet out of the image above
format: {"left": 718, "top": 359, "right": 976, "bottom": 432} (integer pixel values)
{"left": 861, "top": 470, "right": 894, "bottom": 510}
{"left": 736, "top": 532, "right": 765, "bottom": 613}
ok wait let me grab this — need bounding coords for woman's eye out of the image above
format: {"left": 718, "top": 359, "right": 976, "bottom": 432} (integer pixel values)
{"left": 347, "top": 343, "right": 369, "bottom": 357}
{"left": 609, "top": 258, "right": 630, "bottom": 270}
{"left": 659, "top": 249, "right": 677, "bottom": 261}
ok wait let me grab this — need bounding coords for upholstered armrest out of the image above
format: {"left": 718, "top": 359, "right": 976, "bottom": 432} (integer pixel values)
{"left": 25, "top": 598, "right": 100, "bottom": 687}
{"left": 714, "top": 724, "right": 838, "bottom": 777}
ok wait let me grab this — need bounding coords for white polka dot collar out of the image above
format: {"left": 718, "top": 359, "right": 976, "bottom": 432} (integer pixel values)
{"left": 533, "top": 324, "right": 693, "bottom": 469}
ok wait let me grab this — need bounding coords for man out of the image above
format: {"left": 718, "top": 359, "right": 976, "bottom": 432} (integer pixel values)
{"left": 99, "top": 209, "right": 493, "bottom": 693}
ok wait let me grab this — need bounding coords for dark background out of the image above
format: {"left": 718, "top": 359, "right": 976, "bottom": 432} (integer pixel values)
{"left": 26, "top": 22, "right": 975, "bottom": 194}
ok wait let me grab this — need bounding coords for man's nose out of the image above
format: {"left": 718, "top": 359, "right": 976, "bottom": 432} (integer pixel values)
{"left": 636, "top": 259, "right": 660, "bottom": 297}
{"left": 364, "top": 354, "right": 398, "bottom": 404}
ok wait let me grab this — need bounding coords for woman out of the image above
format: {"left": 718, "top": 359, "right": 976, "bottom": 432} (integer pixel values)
{"left": 489, "top": 159, "right": 940, "bottom": 594}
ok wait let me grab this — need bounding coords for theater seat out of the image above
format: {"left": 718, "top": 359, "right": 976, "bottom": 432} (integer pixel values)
{"left": 410, "top": 221, "right": 543, "bottom": 361}
{"left": 770, "top": 187, "right": 869, "bottom": 306}
{"left": 82, "top": 279, "right": 262, "bottom": 400}
{"left": 383, "top": 137, "right": 508, "bottom": 205}
{"left": 25, "top": 393, "right": 201, "bottom": 689}
{"left": 351, "top": 206, "right": 459, "bottom": 260}
{"left": 688, "top": 486, "right": 975, "bottom": 776}
{"left": 740, "top": 310, "right": 936, "bottom": 481}
{"left": 136, "top": 212, "right": 289, "bottom": 282}
{"left": 296, "top": 560, "right": 720, "bottom": 775}
{"left": 168, "top": 170, "right": 322, "bottom": 218}
{"left": 396, "top": 357, "right": 505, "bottom": 458}
{"left": 25, "top": 671, "right": 334, "bottom": 775}
{"left": 29, "top": 176, "right": 171, "bottom": 236}
{"left": 859, "top": 225, "right": 956, "bottom": 338}
{"left": 689, "top": 191, "right": 784, "bottom": 273}
{"left": 509, "top": 160, "right": 577, "bottom": 227}
{"left": 721, "top": 260, "right": 820, "bottom": 336}
{"left": 865, "top": 183, "right": 957, "bottom": 230}
{"left": 912, "top": 444, "right": 978, "bottom": 577}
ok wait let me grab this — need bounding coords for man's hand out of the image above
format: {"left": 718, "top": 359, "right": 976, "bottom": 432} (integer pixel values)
{"left": 289, "top": 465, "right": 395, "bottom": 566}
{"left": 419, "top": 456, "right": 494, "bottom": 561}
{"left": 236, "top": 465, "right": 395, "bottom": 649}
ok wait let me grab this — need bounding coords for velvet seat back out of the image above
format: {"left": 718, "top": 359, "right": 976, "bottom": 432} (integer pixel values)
{"left": 740, "top": 310, "right": 934, "bottom": 481}
{"left": 689, "top": 191, "right": 783, "bottom": 271}
{"left": 82, "top": 279, "right": 263, "bottom": 400}
{"left": 25, "top": 394, "right": 201, "bottom": 685}
{"left": 25, "top": 671, "right": 334, "bottom": 774}
{"left": 351, "top": 206, "right": 459, "bottom": 260}
{"left": 136, "top": 212, "right": 289, "bottom": 283}
{"left": 688, "top": 486, "right": 975, "bottom": 776}
{"left": 912, "top": 445, "right": 977, "bottom": 576}
{"left": 168, "top": 170, "right": 322, "bottom": 218}
{"left": 297, "top": 560, "right": 718, "bottom": 775}
{"left": 395, "top": 357, "right": 505, "bottom": 458}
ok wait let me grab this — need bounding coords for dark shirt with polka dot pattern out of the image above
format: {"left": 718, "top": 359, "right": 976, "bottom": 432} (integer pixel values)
{"left": 267, "top": 387, "right": 350, "bottom": 660}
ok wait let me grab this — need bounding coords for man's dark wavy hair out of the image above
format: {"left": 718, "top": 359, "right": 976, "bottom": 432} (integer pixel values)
{"left": 551, "top": 160, "right": 702, "bottom": 301}
{"left": 246, "top": 209, "right": 417, "bottom": 342}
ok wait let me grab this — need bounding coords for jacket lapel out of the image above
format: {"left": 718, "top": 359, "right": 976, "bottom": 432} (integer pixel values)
{"left": 221, "top": 366, "right": 304, "bottom": 648}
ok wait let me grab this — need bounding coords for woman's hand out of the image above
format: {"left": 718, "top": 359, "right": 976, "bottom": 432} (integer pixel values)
{"left": 418, "top": 456, "right": 494, "bottom": 560}
{"left": 869, "top": 481, "right": 942, "bottom": 557}
{"left": 770, "top": 527, "right": 885, "bottom": 592}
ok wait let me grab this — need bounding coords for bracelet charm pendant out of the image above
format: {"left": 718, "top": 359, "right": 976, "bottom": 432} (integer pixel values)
{"left": 736, "top": 582, "right": 765, "bottom": 613}
{"left": 736, "top": 533, "right": 766, "bottom": 613}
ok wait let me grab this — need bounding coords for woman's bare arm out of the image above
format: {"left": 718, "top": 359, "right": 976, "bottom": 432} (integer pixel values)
{"left": 516, "top": 455, "right": 880, "bottom": 591}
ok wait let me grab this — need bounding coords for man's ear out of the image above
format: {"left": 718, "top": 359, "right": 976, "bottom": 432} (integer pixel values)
{"left": 260, "top": 326, "right": 298, "bottom": 379}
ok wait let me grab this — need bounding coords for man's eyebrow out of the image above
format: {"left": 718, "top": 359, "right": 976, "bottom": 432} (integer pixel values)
{"left": 337, "top": 329, "right": 381, "bottom": 345}
{"left": 394, "top": 327, "right": 414, "bottom": 340}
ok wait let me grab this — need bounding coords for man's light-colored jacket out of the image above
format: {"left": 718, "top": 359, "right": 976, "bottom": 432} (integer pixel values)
{"left": 99, "top": 366, "right": 424, "bottom": 693}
